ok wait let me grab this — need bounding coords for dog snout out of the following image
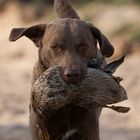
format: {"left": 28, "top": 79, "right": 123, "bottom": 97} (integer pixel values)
{"left": 62, "top": 65, "right": 81, "bottom": 83}
{"left": 65, "top": 68, "right": 80, "bottom": 79}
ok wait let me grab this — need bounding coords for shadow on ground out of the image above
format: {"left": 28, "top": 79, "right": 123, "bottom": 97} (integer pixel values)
{"left": 0, "top": 124, "right": 31, "bottom": 140}
{"left": 101, "top": 128, "right": 140, "bottom": 140}
{"left": 0, "top": 124, "right": 140, "bottom": 140}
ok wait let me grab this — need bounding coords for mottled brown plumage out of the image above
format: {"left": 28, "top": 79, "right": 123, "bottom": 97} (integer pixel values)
{"left": 31, "top": 66, "right": 127, "bottom": 115}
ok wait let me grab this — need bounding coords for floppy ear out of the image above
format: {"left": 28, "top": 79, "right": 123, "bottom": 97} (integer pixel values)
{"left": 88, "top": 23, "right": 114, "bottom": 57}
{"left": 9, "top": 24, "right": 47, "bottom": 47}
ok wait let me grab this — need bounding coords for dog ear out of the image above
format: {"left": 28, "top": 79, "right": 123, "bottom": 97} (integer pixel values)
{"left": 9, "top": 24, "right": 47, "bottom": 47}
{"left": 88, "top": 23, "right": 114, "bottom": 57}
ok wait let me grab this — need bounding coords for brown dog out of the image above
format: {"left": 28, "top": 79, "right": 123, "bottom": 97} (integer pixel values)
{"left": 9, "top": 0, "right": 114, "bottom": 140}
{"left": 9, "top": 19, "right": 113, "bottom": 84}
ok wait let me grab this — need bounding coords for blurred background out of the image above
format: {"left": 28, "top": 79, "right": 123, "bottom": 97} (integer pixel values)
{"left": 0, "top": 0, "right": 140, "bottom": 140}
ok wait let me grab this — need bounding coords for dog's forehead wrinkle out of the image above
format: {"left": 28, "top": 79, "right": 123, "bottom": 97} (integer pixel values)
{"left": 44, "top": 21, "right": 86, "bottom": 47}
{"left": 47, "top": 18, "right": 88, "bottom": 34}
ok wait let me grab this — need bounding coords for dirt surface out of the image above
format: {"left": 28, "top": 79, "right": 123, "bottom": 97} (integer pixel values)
{"left": 0, "top": 3, "right": 140, "bottom": 140}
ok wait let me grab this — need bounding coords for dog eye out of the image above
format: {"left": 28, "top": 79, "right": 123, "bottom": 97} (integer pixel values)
{"left": 51, "top": 45, "right": 62, "bottom": 52}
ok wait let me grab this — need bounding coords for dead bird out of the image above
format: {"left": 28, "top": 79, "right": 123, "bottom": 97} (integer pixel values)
{"left": 31, "top": 57, "right": 129, "bottom": 140}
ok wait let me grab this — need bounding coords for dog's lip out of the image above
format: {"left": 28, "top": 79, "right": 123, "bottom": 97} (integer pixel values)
{"left": 64, "top": 77, "right": 82, "bottom": 84}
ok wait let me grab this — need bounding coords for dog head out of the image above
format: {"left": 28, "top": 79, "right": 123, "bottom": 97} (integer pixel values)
{"left": 9, "top": 18, "right": 114, "bottom": 83}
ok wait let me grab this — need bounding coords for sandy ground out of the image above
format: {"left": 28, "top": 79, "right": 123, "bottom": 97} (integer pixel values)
{"left": 0, "top": 3, "right": 140, "bottom": 140}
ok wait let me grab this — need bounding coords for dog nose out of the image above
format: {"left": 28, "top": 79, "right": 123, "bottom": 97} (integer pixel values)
{"left": 65, "top": 69, "right": 80, "bottom": 79}
{"left": 63, "top": 66, "right": 81, "bottom": 83}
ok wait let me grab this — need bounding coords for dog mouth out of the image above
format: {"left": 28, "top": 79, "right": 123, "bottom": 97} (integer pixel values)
{"left": 63, "top": 77, "right": 82, "bottom": 84}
